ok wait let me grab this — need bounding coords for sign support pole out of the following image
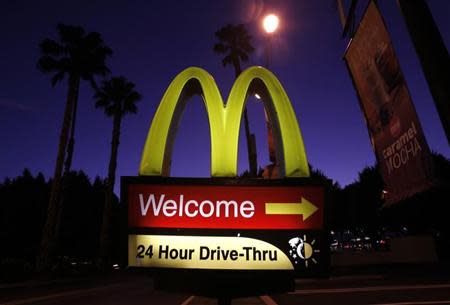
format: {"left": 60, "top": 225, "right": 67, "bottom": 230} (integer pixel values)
{"left": 397, "top": 0, "right": 450, "bottom": 147}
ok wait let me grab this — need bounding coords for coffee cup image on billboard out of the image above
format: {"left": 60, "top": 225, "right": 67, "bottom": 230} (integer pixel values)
{"left": 364, "top": 42, "right": 403, "bottom": 135}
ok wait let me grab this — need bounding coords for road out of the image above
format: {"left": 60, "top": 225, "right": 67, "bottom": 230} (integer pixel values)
{"left": 1, "top": 272, "right": 450, "bottom": 305}
{"left": 273, "top": 276, "right": 450, "bottom": 305}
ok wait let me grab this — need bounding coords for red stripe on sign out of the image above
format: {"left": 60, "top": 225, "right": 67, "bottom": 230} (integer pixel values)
{"left": 127, "top": 184, "right": 324, "bottom": 230}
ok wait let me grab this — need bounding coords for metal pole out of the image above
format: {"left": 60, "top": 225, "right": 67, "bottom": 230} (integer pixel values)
{"left": 397, "top": 0, "right": 450, "bottom": 146}
{"left": 262, "top": 35, "right": 278, "bottom": 178}
{"left": 235, "top": 64, "right": 258, "bottom": 177}
{"left": 337, "top": 0, "right": 347, "bottom": 28}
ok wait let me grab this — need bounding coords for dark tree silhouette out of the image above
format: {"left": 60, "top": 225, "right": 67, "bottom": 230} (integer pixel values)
{"left": 308, "top": 164, "right": 344, "bottom": 229}
{"left": 381, "top": 153, "right": 450, "bottom": 259}
{"left": 213, "top": 24, "right": 258, "bottom": 177}
{"left": 213, "top": 24, "right": 255, "bottom": 78}
{"left": 0, "top": 170, "right": 49, "bottom": 261}
{"left": 57, "top": 172, "right": 119, "bottom": 265}
{"left": 0, "top": 169, "right": 119, "bottom": 280}
{"left": 36, "top": 24, "right": 112, "bottom": 271}
{"left": 337, "top": 165, "right": 384, "bottom": 229}
{"left": 0, "top": 170, "right": 50, "bottom": 280}
{"left": 94, "top": 77, "right": 141, "bottom": 266}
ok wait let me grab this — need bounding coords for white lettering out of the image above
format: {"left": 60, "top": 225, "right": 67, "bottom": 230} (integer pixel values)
{"left": 216, "top": 200, "right": 238, "bottom": 217}
{"left": 185, "top": 200, "right": 199, "bottom": 217}
{"left": 163, "top": 199, "right": 177, "bottom": 217}
{"left": 178, "top": 195, "right": 184, "bottom": 216}
{"left": 139, "top": 193, "right": 164, "bottom": 216}
{"left": 138, "top": 193, "right": 255, "bottom": 219}
{"left": 382, "top": 122, "right": 425, "bottom": 174}
{"left": 240, "top": 200, "right": 255, "bottom": 218}
{"left": 199, "top": 200, "right": 214, "bottom": 217}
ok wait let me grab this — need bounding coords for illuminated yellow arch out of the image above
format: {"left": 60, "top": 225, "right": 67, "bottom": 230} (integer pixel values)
{"left": 139, "top": 66, "right": 310, "bottom": 178}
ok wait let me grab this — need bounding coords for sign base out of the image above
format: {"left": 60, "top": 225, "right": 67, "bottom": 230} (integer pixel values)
{"left": 154, "top": 269, "right": 295, "bottom": 298}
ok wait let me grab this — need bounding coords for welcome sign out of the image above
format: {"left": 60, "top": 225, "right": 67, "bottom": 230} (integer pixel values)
{"left": 125, "top": 66, "right": 329, "bottom": 278}
{"left": 125, "top": 177, "right": 328, "bottom": 276}
{"left": 128, "top": 182, "right": 323, "bottom": 229}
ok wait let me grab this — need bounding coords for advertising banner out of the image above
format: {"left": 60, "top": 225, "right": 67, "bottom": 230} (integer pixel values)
{"left": 124, "top": 177, "right": 329, "bottom": 278}
{"left": 344, "top": 1, "right": 434, "bottom": 205}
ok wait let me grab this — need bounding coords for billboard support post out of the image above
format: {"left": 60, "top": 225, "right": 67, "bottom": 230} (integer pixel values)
{"left": 397, "top": 0, "right": 450, "bottom": 147}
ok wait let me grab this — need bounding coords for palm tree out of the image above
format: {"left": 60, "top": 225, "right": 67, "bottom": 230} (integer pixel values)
{"left": 213, "top": 24, "right": 257, "bottom": 177}
{"left": 36, "top": 24, "right": 112, "bottom": 271}
{"left": 94, "top": 77, "right": 141, "bottom": 266}
{"left": 213, "top": 24, "right": 255, "bottom": 78}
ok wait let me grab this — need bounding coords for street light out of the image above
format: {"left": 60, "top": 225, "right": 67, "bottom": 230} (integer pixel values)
{"left": 263, "top": 14, "right": 279, "bottom": 34}
{"left": 262, "top": 13, "right": 279, "bottom": 65}
{"left": 260, "top": 14, "right": 280, "bottom": 178}
{"left": 255, "top": 13, "right": 279, "bottom": 101}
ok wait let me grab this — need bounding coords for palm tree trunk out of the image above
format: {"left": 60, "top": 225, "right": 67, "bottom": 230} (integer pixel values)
{"left": 64, "top": 96, "right": 78, "bottom": 174}
{"left": 233, "top": 59, "right": 257, "bottom": 177}
{"left": 233, "top": 60, "right": 242, "bottom": 78}
{"left": 53, "top": 91, "right": 79, "bottom": 255}
{"left": 99, "top": 114, "right": 122, "bottom": 268}
{"left": 36, "top": 74, "right": 80, "bottom": 272}
{"left": 243, "top": 109, "right": 257, "bottom": 177}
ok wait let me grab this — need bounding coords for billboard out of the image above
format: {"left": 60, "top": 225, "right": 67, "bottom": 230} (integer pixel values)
{"left": 344, "top": 1, "right": 434, "bottom": 205}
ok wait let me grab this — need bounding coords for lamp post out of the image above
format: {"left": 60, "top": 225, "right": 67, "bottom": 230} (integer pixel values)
{"left": 261, "top": 14, "right": 280, "bottom": 178}
{"left": 263, "top": 14, "right": 279, "bottom": 66}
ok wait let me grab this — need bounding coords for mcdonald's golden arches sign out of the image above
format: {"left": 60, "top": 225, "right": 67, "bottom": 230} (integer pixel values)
{"left": 124, "top": 66, "right": 329, "bottom": 278}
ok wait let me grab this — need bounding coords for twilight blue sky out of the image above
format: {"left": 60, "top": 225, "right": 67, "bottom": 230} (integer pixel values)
{"left": 1, "top": 0, "right": 449, "bottom": 192}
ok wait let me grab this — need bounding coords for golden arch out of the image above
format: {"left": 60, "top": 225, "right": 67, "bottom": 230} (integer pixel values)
{"left": 139, "top": 66, "right": 310, "bottom": 178}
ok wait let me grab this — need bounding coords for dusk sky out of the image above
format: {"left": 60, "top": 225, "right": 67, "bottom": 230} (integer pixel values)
{"left": 1, "top": 0, "right": 449, "bottom": 192}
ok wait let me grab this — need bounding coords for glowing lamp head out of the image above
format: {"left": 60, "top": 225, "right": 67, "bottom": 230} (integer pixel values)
{"left": 263, "top": 14, "right": 279, "bottom": 33}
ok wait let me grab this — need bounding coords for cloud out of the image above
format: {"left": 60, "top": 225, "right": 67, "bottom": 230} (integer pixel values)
{"left": 0, "top": 98, "right": 33, "bottom": 112}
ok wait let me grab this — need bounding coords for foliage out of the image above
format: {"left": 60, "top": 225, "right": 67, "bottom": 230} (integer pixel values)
{"left": 37, "top": 24, "right": 112, "bottom": 87}
{"left": 329, "top": 152, "right": 450, "bottom": 259}
{"left": 213, "top": 23, "right": 257, "bottom": 176}
{"left": 309, "top": 164, "right": 341, "bottom": 191}
{"left": 381, "top": 152, "right": 450, "bottom": 259}
{"left": 213, "top": 24, "right": 255, "bottom": 75}
{"left": 0, "top": 169, "right": 121, "bottom": 280}
{"left": 94, "top": 76, "right": 141, "bottom": 266}
{"left": 94, "top": 76, "right": 141, "bottom": 118}
{"left": 36, "top": 24, "right": 112, "bottom": 271}
{"left": 0, "top": 170, "right": 50, "bottom": 264}
{"left": 329, "top": 163, "right": 384, "bottom": 231}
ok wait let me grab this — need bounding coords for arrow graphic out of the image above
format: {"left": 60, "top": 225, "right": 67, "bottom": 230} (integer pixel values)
{"left": 265, "top": 197, "right": 318, "bottom": 221}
